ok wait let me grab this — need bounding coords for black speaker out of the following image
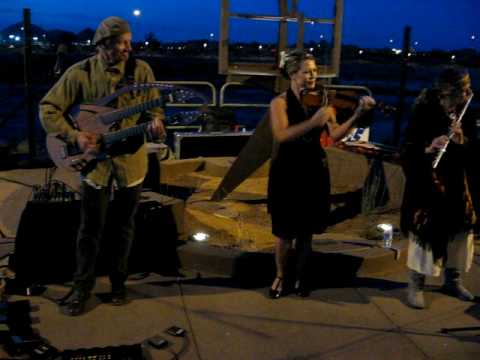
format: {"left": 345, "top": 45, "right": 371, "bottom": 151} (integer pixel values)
{"left": 9, "top": 196, "right": 180, "bottom": 287}
{"left": 10, "top": 200, "right": 79, "bottom": 285}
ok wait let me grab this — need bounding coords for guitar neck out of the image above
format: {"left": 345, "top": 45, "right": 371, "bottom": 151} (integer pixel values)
{"left": 103, "top": 122, "right": 150, "bottom": 146}
{"left": 100, "top": 97, "right": 165, "bottom": 126}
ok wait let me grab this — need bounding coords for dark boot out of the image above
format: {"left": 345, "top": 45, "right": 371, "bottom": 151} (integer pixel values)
{"left": 64, "top": 289, "right": 90, "bottom": 316}
{"left": 442, "top": 268, "right": 474, "bottom": 301}
{"left": 111, "top": 284, "right": 128, "bottom": 306}
{"left": 407, "top": 270, "right": 426, "bottom": 309}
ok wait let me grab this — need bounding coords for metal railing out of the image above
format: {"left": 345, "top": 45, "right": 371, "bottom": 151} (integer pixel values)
{"left": 219, "top": 81, "right": 372, "bottom": 108}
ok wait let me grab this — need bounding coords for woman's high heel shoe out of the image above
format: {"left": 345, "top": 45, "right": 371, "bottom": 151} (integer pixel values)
{"left": 269, "top": 277, "right": 284, "bottom": 299}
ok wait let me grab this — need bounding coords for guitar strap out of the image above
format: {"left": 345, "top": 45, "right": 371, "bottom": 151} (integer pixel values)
{"left": 94, "top": 56, "right": 137, "bottom": 107}
{"left": 120, "top": 55, "right": 137, "bottom": 88}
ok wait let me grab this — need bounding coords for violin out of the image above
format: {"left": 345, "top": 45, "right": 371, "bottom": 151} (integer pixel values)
{"left": 300, "top": 86, "right": 396, "bottom": 126}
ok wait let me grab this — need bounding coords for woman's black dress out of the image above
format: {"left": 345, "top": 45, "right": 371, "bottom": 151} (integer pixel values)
{"left": 267, "top": 88, "right": 331, "bottom": 239}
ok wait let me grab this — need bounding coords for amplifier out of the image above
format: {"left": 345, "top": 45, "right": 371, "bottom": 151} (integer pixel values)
{"left": 9, "top": 192, "right": 181, "bottom": 287}
{"left": 60, "top": 344, "right": 144, "bottom": 360}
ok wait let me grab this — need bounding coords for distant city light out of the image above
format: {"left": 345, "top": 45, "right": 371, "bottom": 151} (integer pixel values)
{"left": 358, "top": 49, "right": 364, "bottom": 55}
{"left": 177, "top": 46, "right": 182, "bottom": 50}
{"left": 14, "top": 36, "right": 20, "bottom": 41}
{"left": 471, "top": 34, "right": 476, "bottom": 40}
{"left": 8, "top": 34, "right": 14, "bottom": 39}
{"left": 209, "top": 33, "right": 214, "bottom": 38}
{"left": 319, "top": 34, "right": 324, "bottom": 39}
{"left": 32, "top": 36, "right": 38, "bottom": 41}
{"left": 407, "top": 52, "right": 412, "bottom": 57}
{"left": 133, "top": 9, "right": 141, "bottom": 17}
{"left": 389, "top": 39, "right": 394, "bottom": 43}
{"left": 392, "top": 48, "right": 402, "bottom": 55}
{"left": 42, "top": 34, "right": 46, "bottom": 38}
{"left": 309, "top": 47, "right": 314, "bottom": 52}
{"left": 451, "top": 54, "right": 456, "bottom": 60}
{"left": 87, "top": 39, "right": 91, "bottom": 44}
{"left": 414, "top": 41, "right": 419, "bottom": 46}
{"left": 203, "top": 42, "right": 207, "bottom": 48}
{"left": 20, "top": 27, "right": 24, "bottom": 31}
{"left": 144, "top": 41, "right": 149, "bottom": 46}
{"left": 258, "top": 44, "right": 263, "bottom": 50}
{"left": 310, "top": 21, "right": 314, "bottom": 25}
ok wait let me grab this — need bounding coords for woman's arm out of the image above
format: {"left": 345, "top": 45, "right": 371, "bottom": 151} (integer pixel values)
{"left": 328, "top": 96, "right": 376, "bottom": 142}
{"left": 270, "top": 95, "right": 334, "bottom": 143}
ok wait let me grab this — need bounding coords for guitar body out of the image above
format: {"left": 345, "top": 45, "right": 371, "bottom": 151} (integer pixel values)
{"left": 73, "top": 104, "right": 117, "bottom": 134}
{"left": 46, "top": 104, "right": 118, "bottom": 172}
{"left": 46, "top": 133, "right": 100, "bottom": 172}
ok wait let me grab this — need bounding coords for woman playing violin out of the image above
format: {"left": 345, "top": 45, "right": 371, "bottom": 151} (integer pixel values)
{"left": 401, "top": 68, "right": 476, "bottom": 309}
{"left": 268, "top": 49, "right": 375, "bottom": 298}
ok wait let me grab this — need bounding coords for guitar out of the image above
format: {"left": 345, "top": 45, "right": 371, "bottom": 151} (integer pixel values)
{"left": 68, "top": 96, "right": 168, "bottom": 134}
{"left": 47, "top": 120, "right": 160, "bottom": 172}
{"left": 47, "top": 83, "right": 208, "bottom": 171}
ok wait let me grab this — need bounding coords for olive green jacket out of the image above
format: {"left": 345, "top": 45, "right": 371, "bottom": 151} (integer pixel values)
{"left": 39, "top": 54, "right": 164, "bottom": 187}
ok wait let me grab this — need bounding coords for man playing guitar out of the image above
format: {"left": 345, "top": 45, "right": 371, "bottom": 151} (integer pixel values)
{"left": 39, "top": 16, "right": 165, "bottom": 316}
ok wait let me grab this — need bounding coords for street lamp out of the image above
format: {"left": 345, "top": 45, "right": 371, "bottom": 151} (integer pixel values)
{"left": 132, "top": 9, "right": 142, "bottom": 42}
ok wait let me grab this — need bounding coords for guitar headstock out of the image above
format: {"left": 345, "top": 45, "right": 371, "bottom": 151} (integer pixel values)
{"left": 130, "top": 83, "right": 209, "bottom": 105}
{"left": 164, "top": 86, "right": 209, "bottom": 105}
{"left": 166, "top": 110, "right": 204, "bottom": 125}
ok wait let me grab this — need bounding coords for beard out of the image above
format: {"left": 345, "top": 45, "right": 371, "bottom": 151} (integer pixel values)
{"left": 114, "top": 50, "right": 130, "bottom": 63}
{"left": 103, "top": 49, "right": 130, "bottom": 65}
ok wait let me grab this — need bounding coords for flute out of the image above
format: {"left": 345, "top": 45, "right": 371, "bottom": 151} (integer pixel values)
{"left": 432, "top": 92, "right": 473, "bottom": 169}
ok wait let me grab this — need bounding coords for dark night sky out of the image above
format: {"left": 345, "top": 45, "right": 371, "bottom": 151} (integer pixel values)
{"left": 1, "top": 0, "right": 478, "bottom": 50}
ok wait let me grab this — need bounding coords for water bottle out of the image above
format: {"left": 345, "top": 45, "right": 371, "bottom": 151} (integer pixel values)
{"left": 382, "top": 224, "right": 393, "bottom": 248}
{"left": 476, "top": 118, "right": 480, "bottom": 141}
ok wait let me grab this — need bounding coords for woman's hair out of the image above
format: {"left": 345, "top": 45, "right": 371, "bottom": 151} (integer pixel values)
{"left": 414, "top": 67, "right": 470, "bottom": 109}
{"left": 278, "top": 49, "right": 315, "bottom": 78}
{"left": 434, "top": 67, "right": 470, "bottom": 92}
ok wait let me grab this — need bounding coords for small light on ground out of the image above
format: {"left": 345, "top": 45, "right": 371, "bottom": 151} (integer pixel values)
{"left": 377, "top": 223, "right": 392, "bottom": 232}
{"left": 192, "top": 232, "right": 209, "bottom": 242}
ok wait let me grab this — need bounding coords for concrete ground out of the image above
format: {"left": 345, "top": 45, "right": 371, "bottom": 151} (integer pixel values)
{"left": 0, "top": 162, "right": 478, "bottom": 359}
{"left": 2, "top": 255, "right": 480, "bottom": 359}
